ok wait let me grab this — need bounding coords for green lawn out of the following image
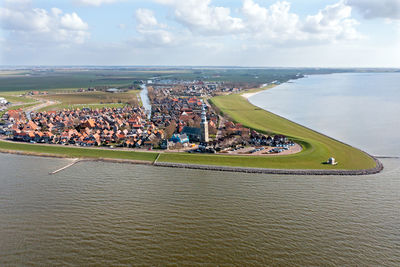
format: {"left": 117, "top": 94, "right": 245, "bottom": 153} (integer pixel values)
{"left": 36, "top": 90, "right": 140, "bottom": 111}
{"left": 38, "top": 90, "right": 140, "bottom": 104}
{"left": 158, "top": 93, "right": 377, "bottom": 170}
{"left": 0, "top": 141, "right": 158, "bottom": 162}
{"left": 39, "top": 103, "right": 126, "bottom": 112}
{"left": 0, "top": 94, "right": 37, "bottom": 104}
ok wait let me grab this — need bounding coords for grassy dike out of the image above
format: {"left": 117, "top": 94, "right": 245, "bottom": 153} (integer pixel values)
{"left": 158, "top": 92, "right": 377, "bottom": 170}
{"left": 0, "top": 141, "right": 158, "bottom": 162}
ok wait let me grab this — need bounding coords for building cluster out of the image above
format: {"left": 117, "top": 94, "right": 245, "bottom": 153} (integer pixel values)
{"left": 148, "top": 81, "right": 292, "bottom": 152}
{"left": 1, "top": 107, "right": 164, "bottom": 148}
{"left": 150, "top": 86, "right": 218, "bottom": 146}
{"left": 25, "top": 91, "right": 48, "bottom": 96}
{"left": 202, "top": 121, "right": 293, "bottom": 154}
{"left": 0, "top": 79, "right": 294, "bottom": 154}
{"left": 150, "top": 80, "right": 240, "bottom": 98}
{"left": 0, "top": 97, "right": 9, "bottom": 113}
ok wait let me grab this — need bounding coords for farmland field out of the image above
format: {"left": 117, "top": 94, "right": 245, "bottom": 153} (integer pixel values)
{"left": 38, "top": 90, "right": 140, "bottom": 104}
{"left": 0, "top": 141, "right": 158, "bottom": 162}
{"left": 0, "top": 67, "right": 362, "bottom": 92}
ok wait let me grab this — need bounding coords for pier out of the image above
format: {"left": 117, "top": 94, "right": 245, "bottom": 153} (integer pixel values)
{"left": 49, "top": 158, "right": 80, "bottom": 175}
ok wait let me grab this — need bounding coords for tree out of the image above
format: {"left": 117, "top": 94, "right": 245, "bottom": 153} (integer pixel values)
{"left": 165, "top": 120, "right": 177, "bottom": 139}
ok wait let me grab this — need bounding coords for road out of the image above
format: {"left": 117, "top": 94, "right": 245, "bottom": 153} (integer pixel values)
{"left": 24, "top": 99, "right": 58, "bottom": 119}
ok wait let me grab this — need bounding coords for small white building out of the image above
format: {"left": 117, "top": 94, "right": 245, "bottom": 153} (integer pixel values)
{"left": 0, "top": 97, "right": 8, "bottom": 105}
{"left": 327, "top": 157, "right": 338, "bottom": 165}
{"left": 106, "top": 88, "right": 120, "bottom": 93}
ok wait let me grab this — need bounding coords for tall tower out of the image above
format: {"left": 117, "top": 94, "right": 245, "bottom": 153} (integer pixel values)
{"left": 200, "top": 102, "right": 209, "bottom": 143}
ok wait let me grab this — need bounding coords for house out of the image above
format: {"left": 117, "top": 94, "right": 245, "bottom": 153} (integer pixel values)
{"left": 181, "top": 126, "right": 201, "bottom": 142}
{"left": 0, "top": 97, "right": 8, "bottom": 105}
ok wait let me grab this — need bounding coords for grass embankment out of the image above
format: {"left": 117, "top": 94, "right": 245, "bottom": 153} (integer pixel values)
{"left": 0, "top": 94, "right": 37, "bottom": 103}
{"left": 158, "top": 93, "right": 376, "bottom": 170}
{"left": 37, "top": 90, "right": 140, "bottom": 111}
{"left": 38, "top": 90, "right": 140, "bottom": 104}
{"left": 40, "top": 103, "right": 125, "bottom": 112}
{"left": 0, "top": 141, "right": 158, "bottom": 162}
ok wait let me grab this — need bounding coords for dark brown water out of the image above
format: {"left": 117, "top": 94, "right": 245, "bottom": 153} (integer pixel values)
{"left": 1, "top": 153, "right": 399, "bottom": 266}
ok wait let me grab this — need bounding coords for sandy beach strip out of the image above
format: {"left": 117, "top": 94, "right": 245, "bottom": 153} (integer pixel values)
{"left": 241, "top": 91, "right": 260, "bottom": 99}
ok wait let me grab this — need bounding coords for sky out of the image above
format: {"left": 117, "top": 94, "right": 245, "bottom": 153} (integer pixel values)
{"left": 1, "top": 0, "right": 400, "bottom": 67}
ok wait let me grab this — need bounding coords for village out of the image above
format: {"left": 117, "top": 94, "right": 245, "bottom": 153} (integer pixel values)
{"left": 0, "top": 80, "right": 300, "bottom": 155}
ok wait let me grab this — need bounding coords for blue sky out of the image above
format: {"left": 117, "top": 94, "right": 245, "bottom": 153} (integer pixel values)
{"left": 1, "top": 0, "right": 400, "bottom": 67}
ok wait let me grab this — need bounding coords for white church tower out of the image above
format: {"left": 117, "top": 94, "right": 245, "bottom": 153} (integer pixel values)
{"left": 200, "top": 102, "right": 209, "bottom": 143}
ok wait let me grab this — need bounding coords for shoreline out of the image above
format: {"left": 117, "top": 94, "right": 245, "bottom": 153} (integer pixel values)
{"left": 241, "top": 91, "right": 261, "bottom": 99}
{"left": 0, "top": 147, "right": 383, "bottom": 176}
{"left": 154, "top": 158, "right": 383, "bottom": 176}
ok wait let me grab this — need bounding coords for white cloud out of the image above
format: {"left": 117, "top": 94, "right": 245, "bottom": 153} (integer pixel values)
{"left": 74, "top": 0, "right": 121, "bottom": 6}
{"left": 155, "top": 0, "right": 244, "bottom": 35}
{"left": 136, "top": 8, "right": 160, "bottom": 28}
{"left": 134, "top": 8, "right": 174, "bottom": 46}
{"left": 153, "top": 0, "right": 362, "bottom": 43}
{"left": 242, "top": 0, "right": 302, "bottom": 40}
{"left": 303, "top": 1, "right": 362, "bottom": 40}
{"left": 60, "top": 12, "right": 89, "bottom": 31}
{"left": 0, "top": 1, "right": 90, "bottom": 45}
{"left": 346, "top": 0, "right": 400, "bottom": 19}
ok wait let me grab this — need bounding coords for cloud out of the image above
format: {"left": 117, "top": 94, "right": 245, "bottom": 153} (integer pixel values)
{"left": 241, "top": 0, "right": 362, "bottom": 43}
{"left": 346, "top": 0, "right": 400, "bottom": 19}
{"left": 155, "top": 0, "right": 244, "bottom": 35}
{"left": 136, "top": 8, "right": 161, "bottom": 28}
{"left": 60, "top": 12, "right": 89, "bottom": 31}
{"left": 74, "top": 0, "right": 121, "bottom": 6}
{"left": 152, "top": 0, "right": 362, "bottom": 43}
{"left": 133, "top": 8, "right": 174, "bottom": 46}
{"left": 242, "top": 0, "right": 302, "bottom": 40}
{"left": 303, "top": 0, "right": 362, "bottom": 40}
{"left": 0, "top": 1, "right": 89, "bottom": 45}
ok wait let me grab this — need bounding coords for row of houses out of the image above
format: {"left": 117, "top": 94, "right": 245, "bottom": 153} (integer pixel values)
{"left": 2, "top": 107, "right": 164, "bottom": 148}
{"left": 150, "top": 90, "right": 218, "bottom": 141}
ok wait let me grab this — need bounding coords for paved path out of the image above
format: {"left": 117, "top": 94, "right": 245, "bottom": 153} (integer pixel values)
{"left": 216, "top": 115, "right": 226, "bottom": 140}
{"left": 24, "top": 99, "right": 58, "bottom": 119}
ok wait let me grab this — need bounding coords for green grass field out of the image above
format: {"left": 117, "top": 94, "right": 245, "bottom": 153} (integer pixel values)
{"left": 0, "top": 94, "right": 37, "bottom": 104}
{"left": 158, "top": 93, "right": 377, "bottom": 170}
{"left": 38, "top": 90, "right": 140, "bottom": 104}
{"left": 0, "top": 69, "right": 195, "bottom": 92}
{"left": 36, "top": 90, "right": 140, "bottom": 111}
{"left": 39, "top": 103, "right": 126, "bottom": 112}
{"left": 0, "top": 141, "right": 158, "bottom": 162}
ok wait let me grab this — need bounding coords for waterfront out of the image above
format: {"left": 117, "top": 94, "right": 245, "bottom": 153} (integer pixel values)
{"left": 0, "top": 153, "right": 399, "bottom": 266}
{"left": 249, "top": 73, "right": 400, "bottom": 157}
{"left": 140, "top": 84, "right": 152, "bottom": 119}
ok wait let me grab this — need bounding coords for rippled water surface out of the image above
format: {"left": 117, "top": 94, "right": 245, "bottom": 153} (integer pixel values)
{"left": 250, "top": 73, "right": 400, "bottom": 157}
{"left": 1, "top": 154, "right": 400, "bottom": 266}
